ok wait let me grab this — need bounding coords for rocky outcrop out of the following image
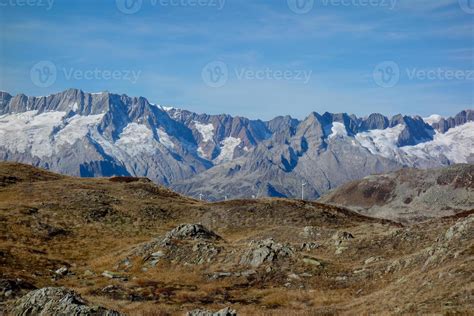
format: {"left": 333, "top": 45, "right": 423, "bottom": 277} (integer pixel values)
{"left": 123, "top": 224, "right": 223, "bottom": 268}
{"left": 10, "top": 287, "right": 121, "bottom": 315}
{"left": 162, "top": 224, "right": 221, "bottom": 243}
{"left": 186, "top": 307, "right": 237, "bottom": 316}
{"left": 240, "top": 238, "right": 294, "bottom": 268}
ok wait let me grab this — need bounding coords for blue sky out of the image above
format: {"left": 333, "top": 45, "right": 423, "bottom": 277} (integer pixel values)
{"left": 0, "top": 0, "right": 472, "bottom": 119}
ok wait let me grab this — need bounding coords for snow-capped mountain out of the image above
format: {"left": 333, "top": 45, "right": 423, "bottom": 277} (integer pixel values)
{"left": 0, "top": 89, "right": 472, "bottom": 200}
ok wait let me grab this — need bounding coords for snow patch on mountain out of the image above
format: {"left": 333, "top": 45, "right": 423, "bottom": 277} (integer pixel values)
{"left": 116, "top": 123, "right": 158, "bottom": 156}
{"left": 157, "top": 129, "right": 175, "bottom": 150}
{"left": 401, "top": 122, "right": 474, "bottom": 164}
{"left": 71, "top": 102, "right": 79, "bottom": 112}
{"left": 355, "top": 122, "right": 474, "bottom": 165}
{"left": 355, "top": 124, "right": 405, "bottom": 159}
{"left": 158, "top": 105, "right": 176, "bottom": 112}
{"left": 197, "top": 147, "right": 206, "bottom": 159}
{"left": 214, "top": 137, "right": 241, "bottom": 164}
{"left": 194, "top": 121, "right": 214, "bottom": 142}
{"left": 55, "top": 113, "right": 105, "bottom": 147}
{"left": 168, "top": 108, "right": 184, "bottom": 120}
{"left": 423, "top": 114, "right": 443, "bottom": 126}
{"left": 0, "top": 110, "right": 104, "bottom": 158}
{"left": 329, "top": 122, "right": 348, "bottom": 139}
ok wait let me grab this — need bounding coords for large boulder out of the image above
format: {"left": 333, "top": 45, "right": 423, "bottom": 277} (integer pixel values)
{"left": 162, "top": 224, "right": 221, "bottom": 244}
{"left": 240, "top": 238, "right": 294, "bottom": 268}
{"left": 10, "top": 287, "right": 121, "bottom": 316}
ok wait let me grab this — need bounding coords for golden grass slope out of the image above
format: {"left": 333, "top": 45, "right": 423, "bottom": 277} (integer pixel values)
{"left": 0, "top": 162, "right": 472, "bottom": 315}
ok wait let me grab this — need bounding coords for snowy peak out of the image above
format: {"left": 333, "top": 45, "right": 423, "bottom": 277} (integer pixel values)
{"left": 423, "top": 114, "right": 443, "bottom": 126}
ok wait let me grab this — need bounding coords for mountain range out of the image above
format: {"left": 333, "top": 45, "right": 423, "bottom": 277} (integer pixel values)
{"left": 0, "top": 88, "right": 472, "bottom": 200}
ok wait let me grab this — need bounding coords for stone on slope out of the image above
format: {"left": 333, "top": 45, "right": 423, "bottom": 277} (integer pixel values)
{"left": 10, "top": 287, "right": 121, "bottom": 316}
{"left": 186, "top": 306, "right": 237, "bottom": 316}
{"left": 162, "top": 223, "right": 221, "bottom": 244}
{"left": 240, "top": 238, "right": 294, "bottom": 268}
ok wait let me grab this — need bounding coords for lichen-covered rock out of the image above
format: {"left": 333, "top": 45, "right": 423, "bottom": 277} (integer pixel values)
{"left": 10, "top": 287, "right": 121, "bottom": 316}
{"left": 302, "top": 226, "right": 319, "bottom": 238}
{"left": 423, "top": 215, "right": 474, "bottom": 268}
{"left": 240, "top": 238, "right": 294, "bottom": 268}
{"left": 162, "top": 224, "right": 221, "bottom": 244}
{"left": 444, "top": 215, "right": 473, "bottom": 242}
{"left": 186, "top": 306, "right": 237, "bottom": 316}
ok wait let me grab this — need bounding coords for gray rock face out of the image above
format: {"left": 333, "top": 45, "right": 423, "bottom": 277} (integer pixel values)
{"left": 10, "top": 287, "right": 121, "bottom": 316}
{"left": 163, "top": 224, "right": 221, "bottom": 242}
{"left": 166, "top": 108, "right": 271, "bottom": 161}
{"left": 389, "top": 115, "right": 435, "bottom": 147}
{"left": 240, "top": 239, "right": 294, "bottom": 267}
{"left": 360, "top": 113, "right": 389, "bottom": 131}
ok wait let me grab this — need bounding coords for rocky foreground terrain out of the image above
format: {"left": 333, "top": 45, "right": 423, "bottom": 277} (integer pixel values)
{"left": 0, "top": 162, "right": 473, "bottom": 315}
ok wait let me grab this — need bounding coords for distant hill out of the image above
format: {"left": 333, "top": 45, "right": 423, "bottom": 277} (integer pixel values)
{"left": 319, "top": 164, "right": 474, "bottom": 223}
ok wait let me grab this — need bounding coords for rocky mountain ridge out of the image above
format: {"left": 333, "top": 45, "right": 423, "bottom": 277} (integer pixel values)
{"left": 0, "top": 89, "right": 472, "bottom": 200}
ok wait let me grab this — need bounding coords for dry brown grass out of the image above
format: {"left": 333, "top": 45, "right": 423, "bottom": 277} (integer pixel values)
{"left": 0, "top": 162, "right": 473, "bottom": 315}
